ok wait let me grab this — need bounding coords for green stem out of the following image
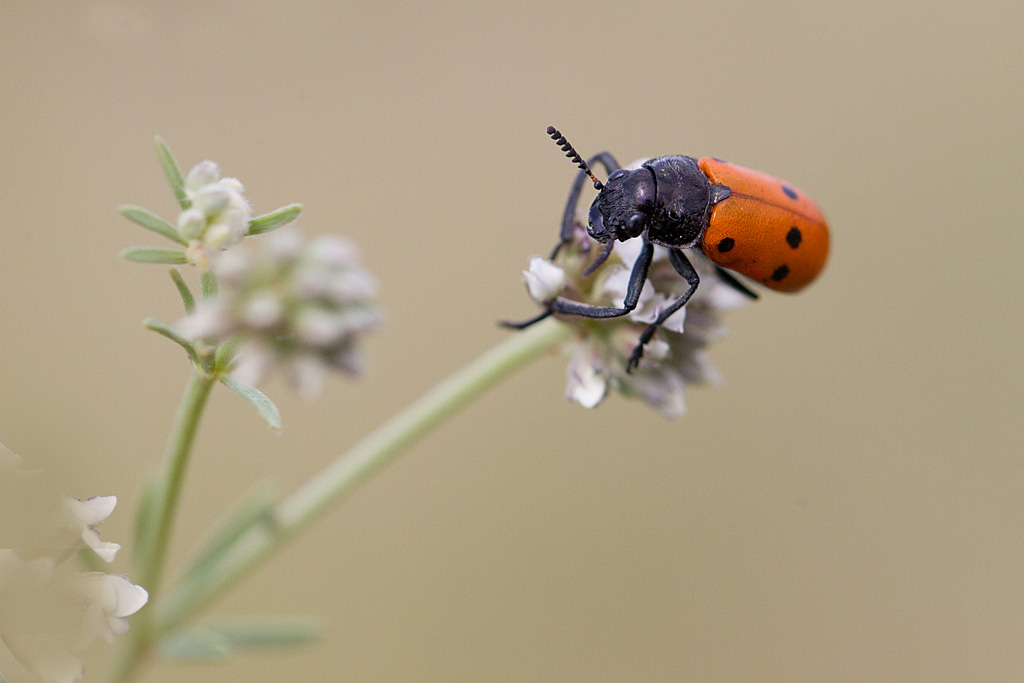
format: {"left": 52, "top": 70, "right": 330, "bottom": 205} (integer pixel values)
{"left": 108, "top": 369, "right": 215, "bottom": 683}
{"left": 158, "top": 317, "right": 569, "bottom": 632}
{"left": 144, "top": 370, "right": 217, "bottom": 591}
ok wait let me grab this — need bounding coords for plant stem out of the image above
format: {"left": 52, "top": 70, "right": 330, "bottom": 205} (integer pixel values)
{"left": 144, "top": 370, "right": 217, "bottom": 590}
{"left": 158, "top": 317, "right": 569, "bottom": 633}
{"left": 108, "top": 369, "right": 215, "bottom": 683}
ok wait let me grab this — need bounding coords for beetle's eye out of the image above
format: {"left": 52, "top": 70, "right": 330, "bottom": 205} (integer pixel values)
{"left": 608, "top": 169, "right": 627, "bottom": 182}
{"left": 625, "top": 213, "right": 645, "bottom": 236}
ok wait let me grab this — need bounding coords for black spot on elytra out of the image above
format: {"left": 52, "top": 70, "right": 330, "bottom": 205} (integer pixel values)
{"left": 712, "top": 157, "right": 727, "bottom": 163}
{"left": 770, "top": 265, "right": 790, "bottom": 281}
{"left": 786, "top": 226, "right": 802, "bottom": 249}
{"left": 717, "top": 237, "right": 735, "bottom": 252}
{"left": 782, "top": 185, "right": 798, "bottom": 200}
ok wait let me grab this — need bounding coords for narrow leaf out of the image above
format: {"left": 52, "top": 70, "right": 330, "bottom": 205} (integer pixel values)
{"left": 120, "top": 246, "right": 187, "bottom": 265}
{"left": 247, "top": 203, "right": 303, "bottom": 236}
{"left": 119, "top": 205, "right": 186, "bottom": 245}
{"left": 159, "top": 618, "right": 321, "bottom": 662}
{"left": 169, "top": 269, "right": 196, "bottom": 314}
{"left": 155, "top": 136, "right": 190, "bottom": 210}
{"left": 144, "top": 318, "right": 200, "bottom": 364}
{"left": 214, "top": 335, "right": 243, "bottom": 373}
{"left": 214, "top": 616, "right": 323, "bottom": 649}
{"left": 220, "top": 375, "right": 282, "bottom": 430}
{"left": 201, "top": 271, "right": 218, "bottom": 299}
{"left": 176, "top": 482, "right": 277, "bottom": 590}
{"left": 159, "top": 626, "right": 230, "bottom": 662}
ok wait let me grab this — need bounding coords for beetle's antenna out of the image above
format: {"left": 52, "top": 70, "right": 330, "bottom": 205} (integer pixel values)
{"left": 547, "top": 126, "right": 603, "bottom": 190}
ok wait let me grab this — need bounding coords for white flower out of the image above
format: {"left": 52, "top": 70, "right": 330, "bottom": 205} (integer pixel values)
{"left": 55, "top": 496, "right": 120, "bottom": 563}
{"left": 0, "top": 553, "right": 148, "bottom": 683}
{"left": 179, "top": 229, "right": 381, "bottom": 396}
{"left": 177, "top": 161, "right": 252, "bottom": 271}
{"left": 517, "top": 223, "right": 750, "bottom": 418}
{"left": 67, "top": 573, "right": 149, "bottom": 645}
{"left": 565, "top": 342, "right": 609, "bottom": 408}
{"left": 0, "top": 444, "right": 147, "bottom": 683}
{"left": 523, "top": 257, "right": 566, "bottom": 303}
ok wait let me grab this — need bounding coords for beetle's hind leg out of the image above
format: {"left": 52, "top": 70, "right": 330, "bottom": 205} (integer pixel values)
{"left": 714, "top": 265, "right": 759, "bottom": 300}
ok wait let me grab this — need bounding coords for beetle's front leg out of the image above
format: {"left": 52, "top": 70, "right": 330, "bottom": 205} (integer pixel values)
{"left": 549, "top": 239, "right": 654, "bottom": 318}
{"left": 627, "top": 248, "right": 700, "bottom": 372}
{"left": 499, "top": 239, "right": 653, "bottom": 330}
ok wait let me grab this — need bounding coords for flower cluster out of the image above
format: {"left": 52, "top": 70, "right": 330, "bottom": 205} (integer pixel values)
{"left": 177, "top": 161, "right": 252, "bottom": 271}
{"left": 520, "top": 223, "right": 749, "bottom": 418}
{"left": 181, "top": 229, "right": 382, "bottom": 397}
{"left": 0, "top": 442, "right": 147, "bottom": 683}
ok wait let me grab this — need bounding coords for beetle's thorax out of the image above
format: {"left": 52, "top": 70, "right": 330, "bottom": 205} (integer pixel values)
{"left": 641, "top": 156, "right": 713, "bottom": 248}
{"left": 588, "top": 155, "right": 714, "bottom": 249}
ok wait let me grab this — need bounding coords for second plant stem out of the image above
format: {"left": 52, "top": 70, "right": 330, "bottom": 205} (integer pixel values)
{"left": 158, "top": 316, "right": 571, "bottom": 633}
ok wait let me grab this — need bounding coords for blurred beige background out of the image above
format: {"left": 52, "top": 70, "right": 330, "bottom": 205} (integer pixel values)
{"left": 1, "top": 0, "right": 1022, "bottom": 680}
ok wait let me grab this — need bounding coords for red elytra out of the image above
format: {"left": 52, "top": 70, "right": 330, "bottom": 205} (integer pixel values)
{"left": 698, "top": 157, "right": 829, "bottom": 293}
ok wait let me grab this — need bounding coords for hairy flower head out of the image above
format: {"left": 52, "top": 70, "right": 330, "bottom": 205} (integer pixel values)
{"left": 520, "top": 223, "right": 749, "bottom": 418}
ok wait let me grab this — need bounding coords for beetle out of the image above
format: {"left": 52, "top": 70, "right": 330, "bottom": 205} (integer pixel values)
{"left": 504, "top": 126, "right": 830, "bottom": 372}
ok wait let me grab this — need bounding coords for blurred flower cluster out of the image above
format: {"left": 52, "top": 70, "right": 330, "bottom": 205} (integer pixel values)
{"left": 181, "top": 229, "right": 382, "bottom": 397}
{"left": 521, "top": 223, "right": 749, "bottom": 419}
{"left": 0, "top": 442, "right": 147, "bottom": 683}
{"left": 121, "top": 147, "right": 382, "bottom": 399}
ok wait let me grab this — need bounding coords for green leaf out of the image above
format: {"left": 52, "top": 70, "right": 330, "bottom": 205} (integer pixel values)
{"left": 169, "top": 269, "right": 196, "bottom": 314}
{"left": 155, "top": 136, "right": 190, "bottom": 211}
{"left": 214, "top": 335, "right": 243, "bottom": 373}
{"left": 247, "top": 203, "right": 302, "bottom": 236}
{"left": 159, "top": 626, "right": 230, "bottom": 662}
{"left": 201, "top": 271, "right": 218, "bottom": 299}
{"left": 119, "top": 205, "right": 187, "bottom": 245}
{"left": 159, "top": 618, "right": 322, "bottom": 662}
{"left": 220, "top": 374, "right": 282, "bottom": 430}
{"left": 120, "top": 246, "right": 187, "bottom": 265}
{"left": 143, "top": 318, "right": 200, "bottom": 364}
{"left": 213, "top": 616, "right": 323, "bottom": 650}
{"left": 175, "top": 482, "right": 277, "bottom": 591}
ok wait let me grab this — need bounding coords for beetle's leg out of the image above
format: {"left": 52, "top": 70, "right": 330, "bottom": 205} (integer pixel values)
{"left": 548, "top": 239, "right": 654, "bottom": 318}
{"left": 502, "top": 240, "right": 654, "bottom": 330}
{"left": 552, "top": 152, "right": 621, "bottom": 257}
{"left": 502, "top": 153, "right": 623, "bottom": 332}
{"left": 498, "top": 308, "right": 552, "bottom": 330}
{"left": 713, "top": 265, "right": 759, "bottom": 300}
{"left": 627, "top": 249, "right": 700, "bottom": 373}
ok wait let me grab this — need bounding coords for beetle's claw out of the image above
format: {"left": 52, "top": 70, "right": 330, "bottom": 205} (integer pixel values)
{"left": 626, "top": 345, "right": 644, "bottom": 373}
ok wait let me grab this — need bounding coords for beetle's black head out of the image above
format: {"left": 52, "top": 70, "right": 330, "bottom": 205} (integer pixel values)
{"left": 587, "top": 167, "right": 657, "bottom": 243}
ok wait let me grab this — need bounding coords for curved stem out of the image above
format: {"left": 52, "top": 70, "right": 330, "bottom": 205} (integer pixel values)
{"left": 108, "top": 369, "right": 215, "bottom": 683}
{"left": 158, "top": 318, "right": 569, "bottom": 632}
{"left": 143, "top": 370, "right": 217, "bottom": 591}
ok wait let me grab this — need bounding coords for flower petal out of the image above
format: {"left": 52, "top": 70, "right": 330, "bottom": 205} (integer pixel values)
{"left": 523, "top": 257, "right": 566, "bottom": 303}
{"left": 565, "top": 345, "right": 608, "bottom": 409}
